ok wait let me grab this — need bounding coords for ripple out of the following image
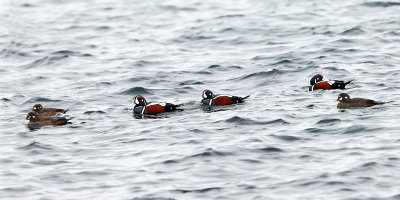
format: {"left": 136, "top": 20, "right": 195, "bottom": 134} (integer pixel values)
{"left": 271, "top": 59, "right": 292, "bottom": 65}
{"left": 189, "top": 148, "right": 233, "bottom": 158}
{"left": 362, "top": 1, "right": 400, "bottom": 7}
{"left": 20, "top": 55, "right": 69, "bottom": 69}
{"left": 1, "top": 98, "right": 11, "bottom": 102}
{"left": 0, "top": 185, "right": 35, "bottom": 192}
{"left": 1, "top": 49, "right": 31, "bottom": 58}
{"left": 178, "top": 80, "right": 204, "bottom": 86}
{"left": 133, "top": 198, "right": 176, "bottom": 200}
{"left": 134, "top": 60, "right": 161, "bottom": 67}
{"left": 257, "top": 146, "right": 284, "bottom": 152}
{"left": 316, "top": 118, "right": 341, "bottom": 125}
{"left": 32, "top": 159, "right": 68, "bottom": 166}
{"left": 340, "top": 26, "right": 365, "bottom": 35}
{"left": 343, "top": 125, "right": 366, "bottom": 134}
{"left": 52, "top": 50, "right": 92, "bottom": 57}
{"left": 207, "top": 64, "right": 243, "bottom": 71}
{"left": 173, "top": 187, "right": 221, "bottom": 193}
{"left": 224, "top": 116, "right": 289, "bottom": 126}
{"left": 83, "top": 110, "right": 106, "bottom": 115}
{"left": 159, "top": 5, "right": 197, "bottom": 11}
{"left": 120, "top": 87, "right": 151, "bottom": 95}
{"left": 273, "top": 135, "right": 301, "bottom": 142}
{"left": 17, "top": 141, "right": 54, "bottom": 151}
{"left": 23, "top": 97, "right": 62, "bottom": 105}
{"left": 216, "top": 14, "right": 245, "bottom": 19}
{"left": 239, "top": 69, "right": 283, "bottom": 80}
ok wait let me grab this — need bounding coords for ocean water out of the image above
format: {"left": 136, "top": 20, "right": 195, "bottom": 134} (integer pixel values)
{"left": 1, "top": 0, "right": 400, "bottom": 199}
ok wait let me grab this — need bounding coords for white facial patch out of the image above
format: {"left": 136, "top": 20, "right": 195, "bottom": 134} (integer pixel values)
{"left": 339, "top": 97, "right": 343, "bottom": 101}
{"left": 135, "top": 97, "right": 139, "bottom": 105}
{"left": 202, "top": 91, "right": 207, "bottom": 99}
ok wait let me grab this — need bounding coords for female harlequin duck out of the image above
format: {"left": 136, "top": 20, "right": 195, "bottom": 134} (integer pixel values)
{"left": 26, "top": 112, "right": 71, "bottom": 126}
{"left": 32, "top": 104, "right": 68, "bottom": 117}
{"left": 133, "top": 95, "right": 181, "bottom": 115}
{"left": 337, "top": 93, "right": 383, "bottom": 109}
{"left": 201, "top": 89, "right": 250, "bottom": 106}
{"left": 309, "top": 74, "right": 352, "bottom": 91}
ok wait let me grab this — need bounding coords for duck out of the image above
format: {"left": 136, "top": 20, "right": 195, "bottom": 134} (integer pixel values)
{"left": 133, "top": 95, "right": 181, "bottom": 115}
{"left": 32, "top": 104, "right": 68, "bottom": 117}
{"left": 201, "top": 89, "right": 249, "bottom": 106}
{"left": 26, "top": 112, "right": 71, "bottom": 126}
{"left": 309, "top": 74, "right": 352, "bottom": 91}
{"left": 337, "top": 93, "right": 383, "bottom": 109}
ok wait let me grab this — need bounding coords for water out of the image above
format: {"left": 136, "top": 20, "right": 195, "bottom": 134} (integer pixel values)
{"left": 1, "top": 0, "right": 400, "bottom": 199}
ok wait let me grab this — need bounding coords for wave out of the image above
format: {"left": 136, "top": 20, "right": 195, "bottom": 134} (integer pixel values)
{"left": 189, "top": 148, "right": 234, "bottom": 158}
{"left": 17, "top": 141, "right": 54, "bottom": 151}
{"left": 173, "top": 187, "right": 221, "bottom": 193}
{"left": 257, "top": 146, "right": 284, "bottom": 152}
{"left": 23, "top": 97, "right": 62, "bottom": 105}
{"left": 119, "top": 87, "right": 151, "bottom": 95}
{"left": 224, "top": 116, "right": 289, "bottom": 126}
{"left": 340, "top": 26, "right": 365, "bottom": 35}
{"left": 362, "top": 1, "right": 400, "bottom": 7}
{"left": 239, "top": 69, "right": 283, "bottom": 80}
{"left": 52, "top": 50, "right": 92, "bottom": 57}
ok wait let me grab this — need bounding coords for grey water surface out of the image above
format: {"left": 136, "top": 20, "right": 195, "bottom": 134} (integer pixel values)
{"left": 1, "top": 0, "right": 400, "bottom": 199}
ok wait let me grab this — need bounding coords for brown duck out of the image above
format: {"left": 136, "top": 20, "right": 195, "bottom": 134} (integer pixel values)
{"left": 26, "top": 112, "right": 71, "bottom": 126}
{"left": 32, "top": 104, "right": 68, "bottom": 117}
{"left": 337, "top": 93, "right": 383, "bottom": 109}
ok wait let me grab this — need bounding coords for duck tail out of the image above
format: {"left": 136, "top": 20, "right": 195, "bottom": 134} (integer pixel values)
{"left": 345, "top": 80, "right": 352, "bottom": 85}
{"left": 242, "top": 95, "right": 250, "bottom": 100}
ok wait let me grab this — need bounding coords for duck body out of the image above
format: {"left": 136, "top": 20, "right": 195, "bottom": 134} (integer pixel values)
{"left": 337, "top": 93, "right": 383, "bottom": 109}
{"left": 201, "top": 89, "right": 249, "bottom": 106}
{"left": 26, "top": 112, "right": 70, "bottom": 126}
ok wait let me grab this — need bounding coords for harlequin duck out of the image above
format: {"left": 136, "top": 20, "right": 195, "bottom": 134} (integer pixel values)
{"left": 32, "top": 104, "right": 68, "bottom": 117}
{"left": 26, "top": 112, "right": 71, "bottom": 126}
{"left": 337, "top": 93, "right": 383, "bottom": 109}
{"left": 309, "top": 74, "right": 352, "bottom": 91}
{"left": 201, "top": 89, "right": 250, "bottom": 106}
{"left": 133, "top": 95, "right": 181, "bottom": 115}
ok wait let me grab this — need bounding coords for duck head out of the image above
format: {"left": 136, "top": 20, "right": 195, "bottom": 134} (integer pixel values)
{"left": 202, "top": 89, "right": 215, "bottom": 99}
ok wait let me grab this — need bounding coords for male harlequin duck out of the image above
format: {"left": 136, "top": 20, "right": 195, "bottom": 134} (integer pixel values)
{"left": 32, "top": 104, "right": 68, "bottom": 117}
{"left": 337, "top": 93, "right": 383, "bottom": 109}
{"left": 309, "top": 74, "right": 352, "bottom": 91}
{"left": 133, "top": 95, "right": 181, "bottom": 115}
{"left": 26, "top": 112, "right": 71, "bottom": 126}
{"left": 201, "top": 89, "right": 250, "bottom": 106}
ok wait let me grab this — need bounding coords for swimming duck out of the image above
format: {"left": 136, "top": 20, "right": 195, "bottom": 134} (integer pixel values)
{"left": 32, "top": 104, "right": 68, "bottom": 117}
{"left": 133, "top": 95, "right": 181, "bottom": 115}
{"left": 337, "top": 93, "right": 383, "bottom": 109}
{"left": 26, "top": 112, "right": 71, "bottom": 126}
{"left": 201, "top": 89, "right": 249, "bottom": 106}
{"left": 309, "top": 74, "right": 352, "bottom": 91}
